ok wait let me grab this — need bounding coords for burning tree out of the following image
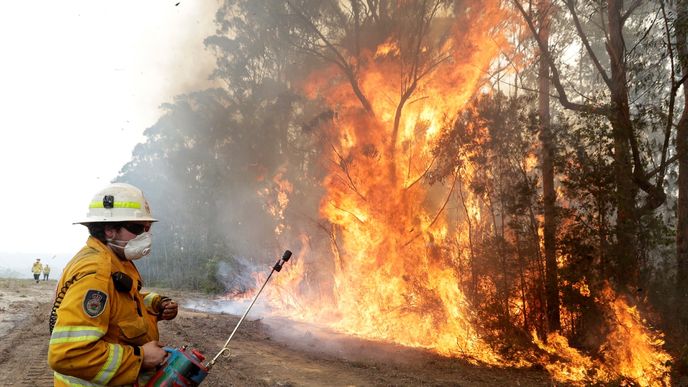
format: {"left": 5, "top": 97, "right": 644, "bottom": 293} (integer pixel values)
{"left": 259, "top": 0, "right": 517, "bottom": 360}
{"left": 117, "top": 0, "right": 683, "bottom": 384}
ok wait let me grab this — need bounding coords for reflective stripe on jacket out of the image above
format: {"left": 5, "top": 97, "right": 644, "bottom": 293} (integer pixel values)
{"left": 48, "top": 237, "right": 165, "bottom": 386}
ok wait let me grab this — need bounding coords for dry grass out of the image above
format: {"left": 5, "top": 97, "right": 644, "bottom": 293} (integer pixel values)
{"left": 0, "top": 278, "right": 32, "bottom": 289}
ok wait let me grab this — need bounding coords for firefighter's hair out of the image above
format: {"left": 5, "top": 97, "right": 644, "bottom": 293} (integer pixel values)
{"left": 86, "top": 223, "right": 107, "bottom": 243}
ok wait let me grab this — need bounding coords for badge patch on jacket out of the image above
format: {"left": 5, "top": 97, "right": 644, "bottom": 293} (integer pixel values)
{"left": 83, "top": 289, "right": 107, "bottom": 317}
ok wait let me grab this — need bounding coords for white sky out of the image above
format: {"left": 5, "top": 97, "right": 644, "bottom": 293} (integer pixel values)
{"left": 0, "top": 1, "right": 219, "bottom": 274}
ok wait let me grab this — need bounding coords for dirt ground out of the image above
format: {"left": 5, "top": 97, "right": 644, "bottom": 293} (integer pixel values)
{"left": 0, "top": 278, "right": 555, "bottom": 386}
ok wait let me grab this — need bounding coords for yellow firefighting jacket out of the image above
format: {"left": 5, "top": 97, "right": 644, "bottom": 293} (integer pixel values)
{"left": 43, "top": 265, "right": 51, "bottom": 274}
{"left": 48, "top": 237, "right": 168, "bottom": 386}
{"left": 32, "top": 262, "right": 43, "bottom": 274}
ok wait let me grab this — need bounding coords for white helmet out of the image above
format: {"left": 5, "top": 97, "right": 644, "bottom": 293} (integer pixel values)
{"left": 75, "top": 183, "right": 158, "bottom": 224}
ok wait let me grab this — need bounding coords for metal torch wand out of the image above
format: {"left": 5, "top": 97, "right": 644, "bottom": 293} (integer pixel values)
{"left": 206, "top": 249, "right": 292, "bottom": 369}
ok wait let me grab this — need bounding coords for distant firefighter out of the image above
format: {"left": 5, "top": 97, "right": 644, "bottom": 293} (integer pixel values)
{"left": 43, "top": 264, "right": 51, "bottom": 281}
{"left": 31, "top": 258, "right": 42, "bottom": 283}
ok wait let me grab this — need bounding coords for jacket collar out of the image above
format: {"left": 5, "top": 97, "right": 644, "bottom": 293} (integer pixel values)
{"left": 86, "top": 236, "right": 119, "bottom": 262}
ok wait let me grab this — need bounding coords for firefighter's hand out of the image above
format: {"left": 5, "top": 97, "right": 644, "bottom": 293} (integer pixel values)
{"left": 160, "top": 299, "right": 178, "bottom": 320}
{"left": 141, "top": 341, "right": 167, "bottom": 370}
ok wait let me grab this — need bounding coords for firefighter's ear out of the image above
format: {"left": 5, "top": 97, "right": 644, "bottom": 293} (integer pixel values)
{"left": 104, "top": 224, "right": 118, "bottom": 240}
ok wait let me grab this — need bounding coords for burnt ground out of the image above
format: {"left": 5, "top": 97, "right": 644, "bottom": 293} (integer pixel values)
{"left": 0, "top": 278, "right": 555, "bottom": 386}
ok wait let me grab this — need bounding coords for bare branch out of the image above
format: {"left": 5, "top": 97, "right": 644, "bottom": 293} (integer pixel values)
{"left": 563, "top": 0, "right": 612, "bottom": 87}
{"left": 626, "top": 6, "right": 661, "bottom": 59}
{"left": 622, "top": 0, "right": 644, "bottom": 23}
{"left": 512, "top": 0, "right": 610, "bottom": 115}
{"left": 328, "top": 201, "right": 366, "bottom": 223}
{"left": 403, "top": 170, "right": 458, "bottom": 247}
{"left": 330, "top": 143, "right": 367, "bottom": 201}
{"left": 286, "top": 0, "right": 375, "bottom": 115}
{"left": 404, "top": 153, "right": 438, "bottom": 190}
{"left": 645, "top": 153, "right": 681, "bottom": 180}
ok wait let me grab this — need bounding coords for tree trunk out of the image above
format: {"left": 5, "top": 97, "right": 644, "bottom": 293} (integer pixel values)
{"left": 458, "top": 181, "right": 479, "bottom": 300}
{"left": 515, "top": 234, "right": 530, "bottom": 332}
{"left": 675, "top": 0, "right": 688, "bottom": 329}
{"left": 538, "top": 0, "right": 560, "bottom": 332}
{"left": 607, "top": 0, "right": 638, "bottom": 289}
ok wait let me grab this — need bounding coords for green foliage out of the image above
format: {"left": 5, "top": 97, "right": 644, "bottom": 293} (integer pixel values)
{"left": 201, "top": 257, "right": 225, "bottom": 294}
{"left": 556, "top": 112, "right": 615, "bottom": 286}
{"left": 432, "top": 92, "right": 549, "bottom": 334}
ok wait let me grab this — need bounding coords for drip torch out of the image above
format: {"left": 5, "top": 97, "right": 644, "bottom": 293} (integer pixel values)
{"left": 144, "top": 250, "right": 293, "bottom": 387}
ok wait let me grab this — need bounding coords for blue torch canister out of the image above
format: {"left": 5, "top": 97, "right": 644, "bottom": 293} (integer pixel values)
{"left": 145, "top": 346, "right": 209, "bottom": 387}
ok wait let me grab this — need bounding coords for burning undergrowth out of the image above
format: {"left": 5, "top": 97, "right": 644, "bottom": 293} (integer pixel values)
{"left": 530, "top": 284, "right": 671, "bottom": 385}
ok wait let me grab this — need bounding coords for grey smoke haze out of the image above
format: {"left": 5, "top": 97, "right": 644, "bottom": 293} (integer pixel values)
{"left": 112, "top": 0, "right": 350, "bottom": 310}
{"left": 184, "top": 298, "right": 269, "bottom": 318}
{"left": 185, "top": 298, "right": 443, "bottom": 369}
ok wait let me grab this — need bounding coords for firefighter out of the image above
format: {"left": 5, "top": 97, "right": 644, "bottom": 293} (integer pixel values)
{"left": 43, "top": 264, "right": 51, "bottom": 281}
{"left": 32, "top": 258, "right": 42, "bottom": 283}
{"left": 48, "top": 183, "right": 179, "bottom": 386}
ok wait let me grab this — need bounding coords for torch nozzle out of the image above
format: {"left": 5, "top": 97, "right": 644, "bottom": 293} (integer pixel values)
{"left": 282, "top": 250, "right": 292, "bottom": 261}
{"left": 274, "top": 250, "right": 292, "bottom": 271}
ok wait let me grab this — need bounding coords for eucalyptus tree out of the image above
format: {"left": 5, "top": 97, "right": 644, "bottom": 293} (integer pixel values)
{"left": 513, "top": 0, "right": 679, "bottom": 291}
{"left": 117, "top": 89, "right": 240, "bottom": 289}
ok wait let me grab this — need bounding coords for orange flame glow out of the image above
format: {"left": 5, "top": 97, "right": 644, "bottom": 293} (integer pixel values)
{"left": 597, "top": 285, "right": 672, "bottom": 386}
{"left": 301, "top": 1, "right": 509, "bottom": 363}
{"left": 532, "top": 331, "right": 610, "bottom": 385}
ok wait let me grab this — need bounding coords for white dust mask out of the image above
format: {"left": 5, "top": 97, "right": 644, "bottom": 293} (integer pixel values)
{"left": 108, "top": 232, "right": 152, "bottom": 261}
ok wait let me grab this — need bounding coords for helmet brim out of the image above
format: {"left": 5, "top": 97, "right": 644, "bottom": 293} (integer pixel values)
{"left": 74, "top": 216, "right": 158, "bottom": 225}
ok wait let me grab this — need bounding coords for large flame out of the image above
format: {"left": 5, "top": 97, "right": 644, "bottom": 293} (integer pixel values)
{"left": 297, "top": 1, "right": 510, "bottom": 364}
{"left": 597, "top": 285, "right": 672, "bottom": 385}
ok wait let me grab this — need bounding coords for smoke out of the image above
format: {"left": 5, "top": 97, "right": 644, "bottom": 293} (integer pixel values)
{"left": 148, "top": 1, "right": 220, "bottom": 104}
{"left": 184, "top": 298, "right": 268, "bottom": 318}
{"left": 215, "top": 255, "right": 266, "bottom": 295}
{"left": 186, "top": 299, "right": 443, "bottom": 367}
{"left": 183, "top": 255, "right": 276, "bottom": 317}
